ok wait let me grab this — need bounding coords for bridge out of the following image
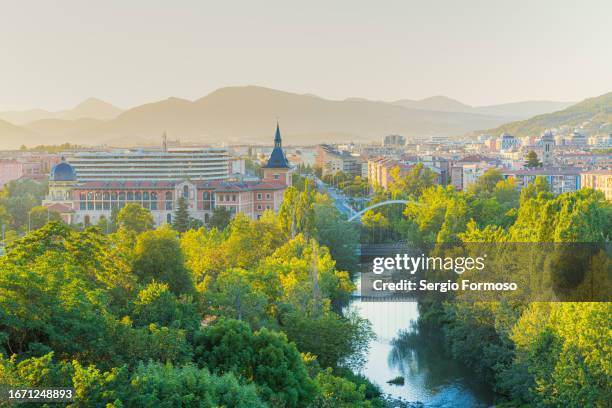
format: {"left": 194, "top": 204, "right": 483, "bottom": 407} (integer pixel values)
{"left": 347, "top": 200, "right": 410, "bottom": 222}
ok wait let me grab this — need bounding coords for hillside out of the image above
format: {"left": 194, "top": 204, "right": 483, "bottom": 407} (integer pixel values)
{"left": 0, "top": 118, "right": 38, "bottom": 149}
{"left": 483, "top": 92, "right": 612, "bottom": 137}
{"left": 0, "top": 98, "right": 122, "bottom": 125}
{"left": 85, "top": 86, "right": 508, "bottom": 146}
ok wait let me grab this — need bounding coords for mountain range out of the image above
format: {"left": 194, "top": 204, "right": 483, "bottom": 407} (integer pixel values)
{"left": 0, "top": 86, "right": 593, "bottom": 149}
{"left": 482, "top": 92, "right": 612, "bottom": 137}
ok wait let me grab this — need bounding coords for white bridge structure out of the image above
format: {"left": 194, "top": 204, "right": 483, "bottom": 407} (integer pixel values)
{"left": 347, "top": 200, "right": 410, "bottom": 222}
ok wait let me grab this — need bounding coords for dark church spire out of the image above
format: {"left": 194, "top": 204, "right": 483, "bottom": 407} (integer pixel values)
{"left": 274, "top": 120, "right": 282, "bottom": 148}
{"left": 263, "top": 122, "right": 290, "bottom": 169}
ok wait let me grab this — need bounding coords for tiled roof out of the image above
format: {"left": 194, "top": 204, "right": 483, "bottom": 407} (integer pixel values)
{"left": 44, "top": 203, "right": 74, "bottom": 213}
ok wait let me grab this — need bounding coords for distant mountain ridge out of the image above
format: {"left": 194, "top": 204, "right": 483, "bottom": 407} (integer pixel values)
{"left": 0, "top": 87, "right": 594, "bottom": 149}
{"left": 481, "top": 91, "right": 612, "bottom": 137}
{"left": 392, "top": 96, "right": 574, "bottom": 118}
{"left": 0, "top": 98, "right": 122, "bottom": 125}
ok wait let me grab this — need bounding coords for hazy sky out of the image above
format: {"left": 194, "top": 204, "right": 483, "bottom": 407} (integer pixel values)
{"left": 1, "top": 0, "right": 611, "bottom": 110}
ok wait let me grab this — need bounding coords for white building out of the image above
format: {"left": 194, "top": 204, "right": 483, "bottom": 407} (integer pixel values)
{"left": 66, "top": 147, "right": 230, "bottom": 181}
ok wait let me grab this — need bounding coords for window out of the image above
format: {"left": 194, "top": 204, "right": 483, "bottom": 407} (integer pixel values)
{"left": 257, "top": 193, "right": 262, "bottom": 200}
{"left": 266, "top": 205, "right": 271, "bottom": 210}
{"left": 257, "top": 204, "right": 262, "bottom": 210}
{"left": 143, "top": 191, "right": 149, "bottom": 201}
{"left": 127, "top": 192, "right": 134, "bottom": 201}
{"left": 183, "top": 185, "right": 189, "bottom": 199}
{"left": 135, "top": 192, "right": 142, "bottom": 201}
{"left": 166, "top": 213, "right": 172, "bottom": 224}
{"left": 111, "top": 192, "right": 118, "bottom": 201}
{"left": 87, "top": 201, "right": 93, "bottom": 210}
{"left": 273, "top": 174, "right": 280, "bottom": 180}
{"left": 231, "top": 194, "right": 236, "bottom": 202}
{"left": 84, "top": 215, "right": 90, "bottom": 225}
{"left": 103, "top": 192, "right": 110, "bottom": 201}
{"left": 80, "top": 201, "right": 86, "bottom": 210}
{"left": 204, "top": 213, "right": 210, "bottom": 223}
{"left": 118, "top": 192, "right": 125, "bottom": 201}
{"left": 266, "top": 193, "right": 271, "bottom": 200}
{"left": 95, "top": 192, "right": 102, "bottom": 201}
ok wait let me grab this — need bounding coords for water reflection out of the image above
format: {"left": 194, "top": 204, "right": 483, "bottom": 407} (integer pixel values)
{"left": 349, "top": 300, "right": 494, "bottom": 407}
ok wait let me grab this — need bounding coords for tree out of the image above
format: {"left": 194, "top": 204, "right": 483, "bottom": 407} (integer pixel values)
{"left": 314, "top": 201, "right": 359, "bottom": 272}
{"left": 524, "top": 150, "right": 542, "bottom": 169}
{"left": 209, "top": 207, "right": 232, "bottom": 230}
{"left": 470, "top": 168, "right": 504, "bottom": 194}
{"left": 132, "top": 227, "right": 194, "bottom": 295}
{"left": 173, "top": 196, "right": 190, "bottom": 232}
{"left": 116, "top": 203, "right": 154, "bottom": 233}
{"left": 193, "top": 318, "right": 317, "bottom": 407}
{"left": 27, "top": 206, "right": 61, "bottom": 230}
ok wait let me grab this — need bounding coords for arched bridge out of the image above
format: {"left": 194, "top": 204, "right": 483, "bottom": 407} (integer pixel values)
{"left": 347, "top": 200, "right": 410, "bottom": 222}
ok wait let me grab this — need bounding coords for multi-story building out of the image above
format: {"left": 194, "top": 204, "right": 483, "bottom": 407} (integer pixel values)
{"left": 581, "top": 170, "right": 612, "bottom": 201}
{"left": 450, "top": 155, "right": 500, "bottom": 191}
{"left": 367, "top": 158, "right": 413, "bottom": 189}
{"left": 316, "top": 145, "right": 366, "bottom": 177}
{"left": 502, "top": 167, "right": 582, "bottom": 195}
{"left": 382, "top": 134, "right": 406, "bottom": 147}
{"left": 43, "top": 125, "right": 292, "bottom": 226}
{"left": 66, "top": 147, "right": 230, "bottom": 181}
{"left": 0, "top": 154, "right": 61, "bottom": 187}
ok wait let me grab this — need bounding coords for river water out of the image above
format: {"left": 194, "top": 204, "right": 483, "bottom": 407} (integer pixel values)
{"left": 347, "top": 297, "right": 495, "bottom": 407}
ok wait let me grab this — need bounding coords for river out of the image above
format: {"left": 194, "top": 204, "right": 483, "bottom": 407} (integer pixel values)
{"left": 347, "top": 296, "right": 495, "bottom": 407}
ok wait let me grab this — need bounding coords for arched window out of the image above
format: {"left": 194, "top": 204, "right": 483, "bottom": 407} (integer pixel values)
{"left": 118, "top": 192, "right": 125, "bottom": 201}
{"left": 95, "top": 192, "right": 102, "bottom": 201}
{"left": 103, "top": 192, "right": 110, "bottom": 201}
{"left": 127, "top": 192, "right": 134, "bottom": 201}
{"left": 165, "top": 191, "right": 172, "bottom": 200}
{"left": 151, "top": 192, "right": 158, "bottom": 201}
{"left": 135, "top": 192, "right": 142, "bottom": 201}
{"left": 203, "top": 191, "right": 210, "bottom": 200}
{"left": 183, "top": 185, "right": 189, "bottom": 199}
{"left": 111, "top": 192, "right": 118, "bottom": 201}
{"left": 87, "top": 192, "right": 93, "bottom": 201}
{"left": 143, "top": 191, "right": 149, "bottom": 201}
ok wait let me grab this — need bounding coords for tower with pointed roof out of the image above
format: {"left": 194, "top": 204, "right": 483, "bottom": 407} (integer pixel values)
{"left": 262, "top": 122, "right": 292, "bottom": 186}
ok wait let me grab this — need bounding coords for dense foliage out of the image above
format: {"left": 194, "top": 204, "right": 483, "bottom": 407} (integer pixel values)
{"left": 0, "top": 184, "right": 383, "bottom": 407}
{"left": 364, "top": 167, "right": 612, "bottom": 407}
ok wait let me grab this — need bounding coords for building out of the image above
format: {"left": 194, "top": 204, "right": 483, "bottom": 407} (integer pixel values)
{"left": 540, "top": 130, "right": 555, "bottom": 166}
{"left": 0, "top": 154, "right": 61, "bottom": 187}
{"left": 44, "top": 125, "right": 292, "bottom": 226}
{"left": 500, "top": 133, "right": 520, "bottom": 152}
{"left": 382, "top": 134, "right": 406, "bottom": 147}
{"left": 316, "top": 145, "right": 366, "bottom": 177}
{"left": 66, "top": 147, "right": 230, "bottom": 181}
{"left": 450, "top": 155, "right": 500, "bottom": 191}
{"left": 502, "top": 167, "right": 582, "bottom": 195}
{"left": 368, "top": 158, "right": 412, "bottom": 189}
{"left": 581, "top": 170, "right": 612, "bottom": 201}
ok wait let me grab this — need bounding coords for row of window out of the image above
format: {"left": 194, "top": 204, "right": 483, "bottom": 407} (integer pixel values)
{"left": 77, "top": 190, "right": 218, "bottom": 202}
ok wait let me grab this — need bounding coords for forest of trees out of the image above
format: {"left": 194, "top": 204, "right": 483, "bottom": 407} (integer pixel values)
{"left": 0, "top": 182, "right": 386, "bottom": 407}
{"left": 360, "top": 166, "right": 612, "bottom": 407}
{"left": 1, "top": 168, "right": 610, "bottom": 407}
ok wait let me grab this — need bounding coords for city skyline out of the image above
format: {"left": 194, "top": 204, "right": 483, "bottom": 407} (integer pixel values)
{"left": 1, "top": 0, "right": 611, "bottom": 110}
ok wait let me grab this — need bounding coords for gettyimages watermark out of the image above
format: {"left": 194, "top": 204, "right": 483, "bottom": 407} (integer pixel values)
{"left": 359, "top": 242, "right": 611, "bottom": 302}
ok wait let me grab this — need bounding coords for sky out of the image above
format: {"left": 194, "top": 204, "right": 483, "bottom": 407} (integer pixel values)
{"left": 1, "top": 0, "right": 611, "bottom": 111}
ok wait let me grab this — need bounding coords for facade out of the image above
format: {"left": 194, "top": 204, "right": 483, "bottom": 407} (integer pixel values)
{"left": 540, "top": 130, "right": 555, "bottom": 166}
{"left": 367, "top": 158, "right": 412, "bottom": 189}
{"left": 581, "top": 170, "right": 612, "bottom": 201}
{"left": 0, "top": 154, "right": 60, "bottom": 187}
{"left": 44, "top": 125, "right": 292, "bottom": 226}
{"left": 316, "top": 145, "right": 366, "bottom": 177}
{"left": 502, "top": 167, "right": 582, "bottom": 195}
{"left": 66, "top": 147, "right": 230, "bottom": 181}
{"left": 382, "top": 134, "right": 406, "bottom": 147}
